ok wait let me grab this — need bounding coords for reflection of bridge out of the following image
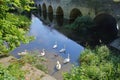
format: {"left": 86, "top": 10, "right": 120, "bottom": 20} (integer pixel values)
{"left": 33, "top": 0, "right": 120, "bottom": 50}
{"left": 33, "top": 0, "right": 120, "bottom": 32}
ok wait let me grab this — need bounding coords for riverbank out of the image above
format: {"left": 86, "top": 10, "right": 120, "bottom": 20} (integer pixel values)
{"left": 28, "top": 50, "right": 73, "bottom": 80}
{"left": 0, "top": 50, "right": 73, "bottom": 80}
{"left": 0, "top": 56, "right": 56, "bottom": 80}
{"left": 43, "top": 51, "right": 72, "bottom": 80}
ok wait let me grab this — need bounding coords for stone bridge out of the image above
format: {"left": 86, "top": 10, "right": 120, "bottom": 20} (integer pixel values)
{"left": 33, "top": 0, "right": 120, "bottom": 23}
{"left": 32, "top": 0, "right": 120, "bottom": 49}
{"left": 35, "top": 0, "right": 95, "bottom": 19}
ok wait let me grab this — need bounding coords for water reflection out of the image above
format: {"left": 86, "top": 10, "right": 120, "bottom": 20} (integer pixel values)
{"left": 43, "top": 11, "right": 47, "bottom": 20}
{"left": 48, "top": 13, "right": 53, "bottom": 22}
{"left": 39, "top": 10, "right": 41, "bottom": 17}
{"left": 38, "top": 7, "right": 41, "bottom": 17}
{"left": 56, "top": 15, "right": 63, "bottom": 26}
{"left": 11, "top": 15, "right": 84, "bottom": 65}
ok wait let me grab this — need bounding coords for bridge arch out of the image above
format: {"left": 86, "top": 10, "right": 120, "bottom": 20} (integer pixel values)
{"left": 93, "top": 13, "right": 118, "bottom": 43}
{"left": 42, "top": 3, "right": 47, "bottom": 19}
{"left": 69, "top": 8, "right": 82, "bottom": 23}
{"left": 48, "top": 5, "right": 53, "bottom": 22}
{"left": 56, "top": 6, "right": 64, "bottom": 16}
{"left": 56, "top": 6, "right": 64, "bottom": 26}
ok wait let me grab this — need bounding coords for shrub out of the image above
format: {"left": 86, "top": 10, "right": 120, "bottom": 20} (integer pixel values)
{"left": 0, "top": 63, "right": 25, "bottom": 80}
{"left": 64, "top": 46, "right": 120, "bottom": 80}
{"left": 69, "top": 16, "right": 95, "bottom": 35}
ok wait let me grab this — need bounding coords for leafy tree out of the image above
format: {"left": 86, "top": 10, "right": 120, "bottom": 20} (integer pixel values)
{"left": 69, "top": 16, "right": 94, "bottom": 34}
{"left": 64, "top": 46, "right": 120, "bottom": 80}
{"left": 0, "top": 0, "right": 34, "bottom": 56}
{"left": 0, "top": 0, "right": 9, "bottom": 18}
{"left": 0, "top": 63, "right": 25, "bottom": 80}
{"left": 67, "top": 16, "right": 95, "bottom": 45}
{"left": 9, "top": 0, "right": 34, "bottom": 13}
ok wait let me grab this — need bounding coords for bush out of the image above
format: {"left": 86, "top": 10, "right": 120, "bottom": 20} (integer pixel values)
{"left": 0, "top": 0, "right": 34, "bottom": 56}
{"left": 0, "top": 63, "right": 25, "bottom": 80}
{"left": 69, "top": 16, "right": 95, "bottom": 35}
{"left": 66, "top": 16, "right": 95, "bottom": 45}
{"left": 5, "top": 13, "right": 31, "bottom": 29}
{"left": 64, "top": 46, "right": 120, "bottom": 80}
{"left": 20, "top": 51, "right": 48, "bottom": 73}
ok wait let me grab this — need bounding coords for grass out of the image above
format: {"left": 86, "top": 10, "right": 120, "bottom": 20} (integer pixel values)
{"left": 19, "top": 50, "right": 48, "bottom": 73}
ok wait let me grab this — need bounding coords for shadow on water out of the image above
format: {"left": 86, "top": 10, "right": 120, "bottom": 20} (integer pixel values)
{"left": 39, "top": 9, "right": 41, "bottom": 17}
{"left": 11, "top": 15, "right": 84, "bottom": 65}
{"left": 43, "top": 11, "right": 47, "bottom": 20}
{"left": 48, "top": 13, "right": 53, "bottom": 22}
{"left": 38, "top": 5, "right": 42, "bottom": 17}
{"left": 56, "top": 15, "right": 63, "bottom": 26}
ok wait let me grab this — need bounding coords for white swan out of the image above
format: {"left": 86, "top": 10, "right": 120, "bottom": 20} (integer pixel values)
{"left": 59, "top": 45, "right": 66, "bottom": 53}
{"left": 53, "top": 41, "right": 57, "bottom": 49}
{"left": 18, "top": 50, "right": 28, "bottom": 56}
{"left": 40, "top": 48, "right": 45, "bottom": 56}
{"left": 117, "top": 24, "right": 119, "bottom": 30}
{"left": 63, "top": 53, "right": 70, "bottom": 64}
{"left": 56, "top": 61, "right": 61, "bottom": 70}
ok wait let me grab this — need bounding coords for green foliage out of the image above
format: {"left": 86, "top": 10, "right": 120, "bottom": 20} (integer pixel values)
{"left": 35, "top": 63, "right": 48, "bottom": 73}
{"left": 7, "top": 62, "right": 25, "bottom": 79}
{"left": 0, "top": 63, "right": 25, "bottom": 80}
{"left": 0, "top": 19, "right": 33, "bottom": 52}
{"left": 0, "top": 0, "right": 35, "bottom": 79}
{"left": 66, "top": 16, "right": 95, "bottom": 44}
{"left": 0, "top": 0, "right": 34, "bottom": 56}
{"left": 64, "top": 46, "right": 120, "bottom": 80}
{"left": 20, "top": 51, "right": 48, "bottom": 73}
{"left": 69, "top": 16, "right": 94, "bottom": 33}
{"left": 5, "top": 13, "right": 31, "bottom": 29}
{"left": 20, "top": 54, "right": 37, "bottom": 64}
{"left": 0, "top": 0, "right": 9, "bottom": 18}
{"left": 9, "top": 0, "right": 34, "bottom": 13}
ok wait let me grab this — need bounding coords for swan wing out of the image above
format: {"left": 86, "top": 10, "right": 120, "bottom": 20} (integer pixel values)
{"left": 59, "top": 49, "right": 65, "bottom": 53}
{"left": 56, "top": 64, "right": 61, "bottom": 70}
{"left": 53, "top": 45, "right": 57, "bottom": 49}
{"left": 18, "top": 53, "right": 21, "bottom": 55}
{"left": 63, "top": 58, "right": 70, "bottom": 64}
{"left": 41, "top": 52, "right": 45, "bottom": 56}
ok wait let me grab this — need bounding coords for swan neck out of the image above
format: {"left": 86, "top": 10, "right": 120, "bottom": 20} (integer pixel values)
{"left": 68, "top": 54, "right": 70, "bottom": 59}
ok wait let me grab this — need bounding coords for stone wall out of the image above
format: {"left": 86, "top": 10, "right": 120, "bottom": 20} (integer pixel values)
{"left": 34, "top": 0, "right": 95, "bottom": 19}
{"left": 34, "top": 0, "right": 120, "bottom": 31}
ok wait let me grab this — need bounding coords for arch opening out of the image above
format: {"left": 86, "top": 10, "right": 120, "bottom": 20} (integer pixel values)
{"left": 48, "top": 5, "right": 53, "bottom": 22}
{"left": 69, "top": 8, "right": 82, "bottom": 23}
{"left": 93, "top": 13, "right": 118, "bottom": 44}
{"left": 42, "top": 3, "right": 47, "bottom": 20}
{"left": 56, "top": 6, "right": 64, "bottom": 26}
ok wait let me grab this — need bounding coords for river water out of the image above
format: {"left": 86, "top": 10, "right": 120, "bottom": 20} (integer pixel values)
{"left": 11, "top": 15, "right": 84, "bottom": 65}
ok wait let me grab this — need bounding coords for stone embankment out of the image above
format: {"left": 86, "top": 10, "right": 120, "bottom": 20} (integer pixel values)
{"left": 0, "top": 56, "right": 56, "bottom": 80}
